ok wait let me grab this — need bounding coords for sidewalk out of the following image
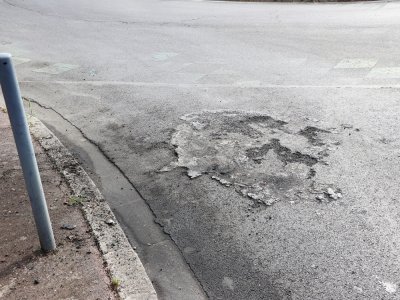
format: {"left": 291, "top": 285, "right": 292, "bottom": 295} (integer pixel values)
{"left": 0, "top": 109, "right": 156, "bottom": 299}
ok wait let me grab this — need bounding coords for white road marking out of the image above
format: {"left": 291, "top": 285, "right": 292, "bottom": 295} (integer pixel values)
{"left": 33, "top": 63, "right": 79, "bottom": 75}
{"left": 367, "top": 67, "right": 400, "bottom": 79}
{"left": 152, "top": 52, "right": 178, "bottom": 61}
{"left": 334, "top": 59, "right": 377, "bottom": 69}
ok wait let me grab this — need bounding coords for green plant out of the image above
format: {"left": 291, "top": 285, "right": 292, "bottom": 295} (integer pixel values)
{"left": 111, "top": 277, "right": 121, "bottom": 289}
{"left": 67, "top": 195, "right": 86, "bottom": 206}
{"left": 28, "top": 97, "right": 33, "bottom": 116}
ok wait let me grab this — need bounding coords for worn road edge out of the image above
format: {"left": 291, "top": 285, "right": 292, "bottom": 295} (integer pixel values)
{"left": 28, "top": 115, "right": 158, "bottom": 300}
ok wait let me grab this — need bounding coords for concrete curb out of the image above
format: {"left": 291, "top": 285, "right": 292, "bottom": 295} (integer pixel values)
{"left": 28, "top": 115, "right": 158, "bottom": 300}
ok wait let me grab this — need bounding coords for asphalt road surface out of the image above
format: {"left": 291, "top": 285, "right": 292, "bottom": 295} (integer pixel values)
{"left": 2, "top": 0, "right": 400, "bottom": 299}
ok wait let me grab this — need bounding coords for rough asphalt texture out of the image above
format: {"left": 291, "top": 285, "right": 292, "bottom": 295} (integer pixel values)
{"left": 1, "top": 0, "right": 400, "bottom": 299}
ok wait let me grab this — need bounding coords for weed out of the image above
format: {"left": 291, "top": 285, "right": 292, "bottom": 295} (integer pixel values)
{"left": 28, "top": 97, "right": 33, "bottom": 116}
{"left": 67, "top": 195, "right": 86, "bottom": 206}
{"left": 111, "top": 277, "right": 121, "bottom": 290}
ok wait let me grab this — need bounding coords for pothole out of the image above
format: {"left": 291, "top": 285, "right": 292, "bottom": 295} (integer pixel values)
{"left": 160, "top": 110, "right": 342, "bottom": 206}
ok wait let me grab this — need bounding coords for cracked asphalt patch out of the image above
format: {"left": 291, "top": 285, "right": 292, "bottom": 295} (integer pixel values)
{"left": 161, "top": 110, "right": 342, "bottom": 206}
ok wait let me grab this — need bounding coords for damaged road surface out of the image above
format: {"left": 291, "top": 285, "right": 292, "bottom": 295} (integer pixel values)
{"left": 17, "top": 84, "right": 400, "bottom": 300}
{"left": 145, "top": 109, "right": 399, "bottom": 299}
{"left": 161, "top": 111, "right": 340, "bottom": 206}
{"left": 121, "top": 103, "right": 399, "bottom": 300}
{"left": 3, "top": 0, "right": 400, "bottom": 298}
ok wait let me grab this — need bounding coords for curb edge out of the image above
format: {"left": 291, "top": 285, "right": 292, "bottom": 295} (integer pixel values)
{"left": 28, "top": 115, "right": 158, "bottom": 300}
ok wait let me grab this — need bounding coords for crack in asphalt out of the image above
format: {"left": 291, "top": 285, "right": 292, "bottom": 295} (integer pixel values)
{"left": 22, "top": 96, "right": 209, "bottom": 299}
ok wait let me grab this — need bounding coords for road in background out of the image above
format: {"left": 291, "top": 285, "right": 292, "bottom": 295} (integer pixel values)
{"left": 2, "top": 0, "right": 400, "bottom": 298}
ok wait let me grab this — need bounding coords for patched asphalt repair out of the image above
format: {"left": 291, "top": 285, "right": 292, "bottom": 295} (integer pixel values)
{"left": 161, "top": 110, "right": 344, "bottom": 206}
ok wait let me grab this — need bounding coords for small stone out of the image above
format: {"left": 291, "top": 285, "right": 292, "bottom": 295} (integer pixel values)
{"left": 158, "top": 165, "right": 174, "bottom": 172}
{"left": 105, "top": 219, "right": 116, "bottom": 226}
{"left": 316, "top": 195, "right": 324, "bottom": 201}
{"left": 253, "top": 157, "right": 263, "bottom": 163}
{"left": 188, "top": 170, "right": 202, "bottom": 179}
{"left": 61, "top": 224, "right": 76, "bottom": 230}
{"left": 327, "top": 188, "right": 335, "bottom": 195}
{"left": 219, "top": 179, "right": 231, "bottom": 186}
{"left": 191, "top": 121, "right": 206, "bottom": 130}
{"left": 247, "top": 193, "right": 262, "bottom": 200}
{"left": 264, "top": 198, "right": 277, "bottom": 206}
{"left": 380, "top": 281, "right": 398, "bottom": 294}
{"left": 337, "top": 193, "right": 343, "bottom": 198}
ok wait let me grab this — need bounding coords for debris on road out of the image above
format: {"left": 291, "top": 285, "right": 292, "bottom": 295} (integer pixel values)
{"left": 326, "top": 187, "right": 342, "bottom": 200}
{"left": 188, "top": 170, "right": 202, "bottom": 179}
{"left": 105, "top": 218, "right": 116, "bottom": 226}
{"left": 161, "top": 110, "right": 343, "bottom": 207}
{"left": 61, "top": 223, "right": 77, "bottom": 230}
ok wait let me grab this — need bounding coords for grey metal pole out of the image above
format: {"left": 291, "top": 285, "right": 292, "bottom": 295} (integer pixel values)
{"left": 0, "top": 53, "right": 56, "bottom": 252}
